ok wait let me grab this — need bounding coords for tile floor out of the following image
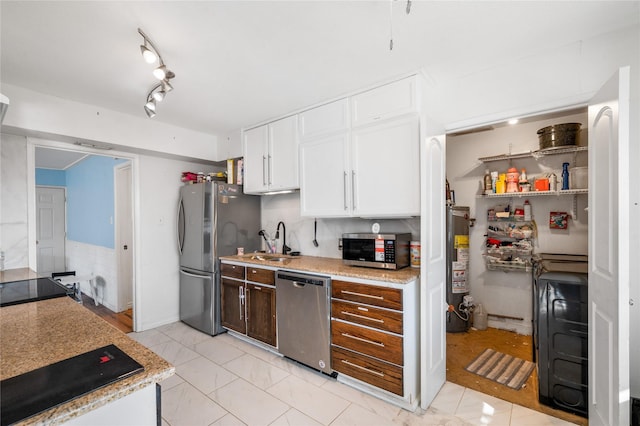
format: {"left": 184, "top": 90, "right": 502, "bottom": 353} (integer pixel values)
{"left": 129, "top": 321, "right": 577, "bottom": 426}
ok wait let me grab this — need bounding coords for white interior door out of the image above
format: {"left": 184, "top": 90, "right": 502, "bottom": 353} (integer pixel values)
{"left": 36, "top": 186, "right": 66, "bottom": 275}
{"left": 115, "top": 163, "right": 133, "bottom": 313}
{"left": 420, "top": 132, "right": 447, "bottom": 408}
{"left": 588, "top": 66, "right": 630, "bottom": 425}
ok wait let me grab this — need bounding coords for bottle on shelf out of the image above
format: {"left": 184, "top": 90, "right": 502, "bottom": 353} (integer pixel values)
{"left": 524, "top": 200, "right": 532, "bottom": 221}
{"left": 483, "top": 169, "right": 492, "bottom": 194}
{"left": 549, "top": 173, "right": 557, "bottom": 191}
{"left": 562, "top": 162, "right": 570, "bottom": 190}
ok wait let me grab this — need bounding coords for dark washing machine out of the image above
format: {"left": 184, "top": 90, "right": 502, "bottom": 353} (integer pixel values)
{"left": 534, "top": 254, "right": 588, "bottom": 418}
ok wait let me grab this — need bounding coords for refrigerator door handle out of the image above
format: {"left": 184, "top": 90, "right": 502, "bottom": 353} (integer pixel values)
{"left": 177, "top": 195, "right": 185, "bottom": 255}
{"left": 179, "top": 269, "right": 213, "bottom": 280}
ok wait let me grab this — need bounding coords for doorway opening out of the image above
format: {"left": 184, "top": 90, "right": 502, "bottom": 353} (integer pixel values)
{"left": 443, "top": 106, "right": 589, "bottom": 426}
{"left": 34, "top": 145, "right": 135, "bottom": 333}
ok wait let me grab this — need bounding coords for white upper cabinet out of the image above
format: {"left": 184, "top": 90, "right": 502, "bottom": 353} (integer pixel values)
{"left": 299, "top": 74, "right": 422, "bottom": 218}
{"left": 299, "top": 133, "right": 350, "bottom": 217}
{"left": 351, "top": 77, "right": 417, "bottom": 127}
{"left": 243, "top": 115, "right": 299, "bottom": 194}
{"left": 299, "top": 98, "right": 349, "bottom": 141}
{"left": 351, "top": 115, "right": 420, "bottom": 217}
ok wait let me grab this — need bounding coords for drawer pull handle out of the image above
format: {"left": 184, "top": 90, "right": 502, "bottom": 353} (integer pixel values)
{"left": 341, "top": 290, "right": 383, "bottom": 301}
{"left": 342, "top": 311, "right": 384, "bottom": 323}
{"left": 342, "top": 333, "right": 384, "bottom": 347}
{"left": 341, "top": 359, "right": 384, "bottom": 377}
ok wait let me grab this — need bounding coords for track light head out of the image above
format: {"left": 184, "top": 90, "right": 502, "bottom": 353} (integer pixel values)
{"left": 140, "top": 43, "right": 157, "bottom": 64}
{"left": 161, "top": 80, "right": 173, "bottom": 92}
{"left": 153, "top": 64, "right": 167, "bottom": 80}
{"left": 144, "top": 105, "right": 156, "bottom": 118}
{"left": 152, "top": 89, "right": 165, "bottom": 102}
{"left": 145, "top": 98, "right": 156, "bottom": 111}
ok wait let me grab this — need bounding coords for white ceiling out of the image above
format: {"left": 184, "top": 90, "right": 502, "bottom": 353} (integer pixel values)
{"left": 35, "top": 147, "right": 89, "bottom": 170}
{"left": 1, "top": 1, "right": 638, "bottom": 138}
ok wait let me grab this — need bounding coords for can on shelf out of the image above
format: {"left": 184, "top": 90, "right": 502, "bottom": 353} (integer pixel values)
{"left": 410, "top": 241, "right": 421, "bottom": 268}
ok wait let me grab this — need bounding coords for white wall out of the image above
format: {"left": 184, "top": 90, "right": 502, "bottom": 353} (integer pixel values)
{"left": 136, "top": 156, "right": 221, "bottom": 330}
{"left": 0, "top": 133, "right": 29, "bottom": 269}
{"left": 260, "top": 192, "right": 420, "bottom": 259}
{"left": 447, "top": 111, "right": 589, "bottom": 335}
{"left": 1, "top": 84, "right": 220, "bottom": 162}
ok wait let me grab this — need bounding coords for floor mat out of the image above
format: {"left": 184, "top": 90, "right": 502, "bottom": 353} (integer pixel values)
{"left": 464, "top": 348, "right": 535, "bottom": 390}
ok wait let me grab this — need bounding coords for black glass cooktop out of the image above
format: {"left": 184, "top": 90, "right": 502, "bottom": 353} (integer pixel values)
{"left": 0, "top": 277, "right": 70, "bottom": 307}
{"left": 0, "top": 344, "right": 144, "bottom": 426}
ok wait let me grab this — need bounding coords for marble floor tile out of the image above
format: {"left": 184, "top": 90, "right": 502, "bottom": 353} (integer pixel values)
{"left": 148, "top": 339, "right": 200, "bottom": 366}
{"left": 269, "top": 408, "right": 323, "bottom": 426}
{"left": 210, "top": 378, "right": 289, "bottom": 426}
{"left": 176, "top": 356, "right": 238, "bottom": 395}
{"left": 266, "top": 355, "right": 330, "bottom": 388}
{"left": 127, "top": 329, "right": 173, "bottom": 347}
{"left": 454, "top": 388, "right": 513, "bottom": 426}
{"left": 331, "top": 402, "right": 395, "bottom": 426}
{"left": 210, "top": 413, "right": 247, "bottom": 426}
{"left": 162, "top": 382, "right": 227, "bottom": 426}
{"left": 510, "top": 405, "right": 579, "bottom": 425}
{"left": 393, "top": 407, "right": 473, "bottom": 426}
{"left": 266, "top": 374, "right": 350, "bottom": 425}
{"left": 160, "top": 371, "right": 185, "bottom": 392}
{"left": 194, "top": 336, "right": 245, "bottom": 365}
{"left": 157, "top": 321, "right": 212, "bottom": 348}
{"left": 223, "top": 353, "right": 290, "bottom": 390}
{"left": 430, "top": 381, "right": 466, "bottom": 415}
{"left": 320, "top": 379, "right": 401, "bottom": 420}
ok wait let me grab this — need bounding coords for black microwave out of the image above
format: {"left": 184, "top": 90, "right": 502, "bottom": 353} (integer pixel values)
{"left": 342, "top": 233, "right": 411, "bottom": 270}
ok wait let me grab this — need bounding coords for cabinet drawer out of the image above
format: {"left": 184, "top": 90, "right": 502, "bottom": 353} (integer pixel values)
{"left": 221, "top": 263, "right": 245, "bottom": 280}
{"left": 351, "top": 77, "right": 416, "bottom": 127}
{"left": 332, "top": 346, "right": 403, "bottom": 396}
{"left": 331, "top": 320, "right": 403, "bottom": 365}
{"left": 246, "top": 266, "right": 275, "bottom": 285}
{"left": 332, "top": 299, "right": 402, "bottom": 334}
{"left": 332, "top": 280, "right": 402, "bottom": 310}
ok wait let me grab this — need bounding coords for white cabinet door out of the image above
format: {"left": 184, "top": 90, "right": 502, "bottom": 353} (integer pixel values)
{"left": 351, "top": 77, "right": 417, "bottom": 127}
{"left": 351, "top": 115, "right": 420, "bottom": 217}
{"left": 299, "top": 98, "right": 349, "bottom": 141}
{"left": 243, "top": 116, "right": 299, "bottom": 194}
{"left": 299, "top": 133, "right": 350, "bottom": 217}
{"left": 268, "top": 115, "right": 299, "bottom": 191}
{"left": 243, "top": 125, "right": 268, "bottom": 194}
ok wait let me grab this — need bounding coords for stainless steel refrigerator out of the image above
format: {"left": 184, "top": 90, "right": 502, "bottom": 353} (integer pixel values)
{"left": 177, "top": 182, "right": 261, "bottom": 335}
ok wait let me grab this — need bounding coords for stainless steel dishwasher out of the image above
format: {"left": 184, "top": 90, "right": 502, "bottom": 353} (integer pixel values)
{"left": 276, "top": 270, "right": 333, "bottom": 375}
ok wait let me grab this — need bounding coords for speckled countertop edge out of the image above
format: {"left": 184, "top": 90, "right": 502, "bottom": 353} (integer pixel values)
{"left": 220, "top": 254, "right": 420, "bottom": 284}
{"left": 1, "top": 297, "right": 174, "bottom": 426}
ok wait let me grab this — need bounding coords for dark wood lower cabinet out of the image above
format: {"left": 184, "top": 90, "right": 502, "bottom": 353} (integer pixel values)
{"left": 246, "top": 283, "right": 277, "bottom": 346}
{"left": 221, "top": 277, "right": 246, "bottom": 334}
{"left": 221, "top": 263, "right": 277, "bottom": 347}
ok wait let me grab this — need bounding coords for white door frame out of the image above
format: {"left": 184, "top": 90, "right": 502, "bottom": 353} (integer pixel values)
{"left": 114, "top": 161, "right": 134, "bottom": 313}
{"left": 27, "top": 138, "right": 141, "bottom": 331}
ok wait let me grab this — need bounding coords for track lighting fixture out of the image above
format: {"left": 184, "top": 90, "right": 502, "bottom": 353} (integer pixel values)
{"left": 138, "top": 28, "right": 175, "bottom": 118}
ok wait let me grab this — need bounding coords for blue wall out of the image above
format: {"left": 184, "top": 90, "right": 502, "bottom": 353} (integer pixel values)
{"left": 65, "top": 156, "right": 127, "bottom": 249}
{"left": 36, "top": 168, "right": 66, "bottom": 186}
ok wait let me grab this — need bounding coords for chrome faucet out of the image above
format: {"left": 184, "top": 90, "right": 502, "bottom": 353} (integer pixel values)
{"left": 275, "top": 221, "right": 291, "bottom": 255}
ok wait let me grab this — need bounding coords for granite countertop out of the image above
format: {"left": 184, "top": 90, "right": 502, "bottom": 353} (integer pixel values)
{"left": 0, "top": 297, "right": 174, "bottom": 425}
{"left": 220, "top": 254, "right": 420, "bottom": 284}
